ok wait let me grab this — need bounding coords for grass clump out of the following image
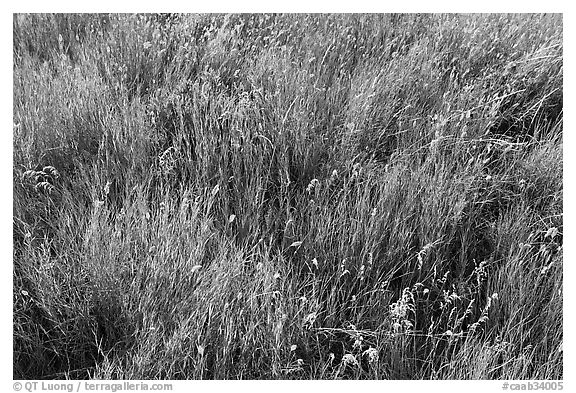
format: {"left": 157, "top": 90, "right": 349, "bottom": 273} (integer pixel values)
{"left": 13, "top": 13, "right": 562, "bottom": 380}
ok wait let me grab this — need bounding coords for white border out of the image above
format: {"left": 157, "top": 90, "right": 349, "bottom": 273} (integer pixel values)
{"left": 5, "top": 1, "right": 570, "bottom": 13}
{"left": 3, "top": 3, "right": 570, "bottom": 391}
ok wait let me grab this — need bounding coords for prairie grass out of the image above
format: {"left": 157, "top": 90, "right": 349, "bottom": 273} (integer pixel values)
{"left": 13, "top": 13, "right": 562, "bottom": 379}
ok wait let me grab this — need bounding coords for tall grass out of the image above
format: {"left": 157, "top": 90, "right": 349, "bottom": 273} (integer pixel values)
{"left": 13, "top": 13, "right": 562, "bottom": 380}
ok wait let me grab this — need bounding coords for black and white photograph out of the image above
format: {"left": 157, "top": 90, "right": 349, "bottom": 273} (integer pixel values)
{"left": 11, "top": 10, "right": 565, "bottom": 385}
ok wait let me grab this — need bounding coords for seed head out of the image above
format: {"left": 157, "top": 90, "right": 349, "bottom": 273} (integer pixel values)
{"left": 341, "top": 354, "right": 358, "bottom": 367}
{"left": 363, "top": 347, "right": 379, "bottom": 364}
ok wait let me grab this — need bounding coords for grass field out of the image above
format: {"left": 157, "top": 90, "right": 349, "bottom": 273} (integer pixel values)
{"left": 13, "top": 13, "right": 563, "bottom": 380}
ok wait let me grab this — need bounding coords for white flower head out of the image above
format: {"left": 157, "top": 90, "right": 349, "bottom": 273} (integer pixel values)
{"left": 341, "top": 354, "right": 358, "bottom": 367}
{"left": 363, "top": 347, "right": 379, "bottom": 364}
